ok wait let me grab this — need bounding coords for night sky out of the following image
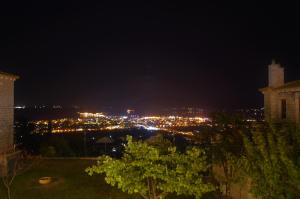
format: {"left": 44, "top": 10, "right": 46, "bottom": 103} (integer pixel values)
{"left": 1, "top": 1, "right": 300, "bottom": 112}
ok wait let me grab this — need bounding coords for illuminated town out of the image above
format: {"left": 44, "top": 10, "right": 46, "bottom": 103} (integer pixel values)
{"left": 31, "top": 111, "right": 210, "bottom": 136}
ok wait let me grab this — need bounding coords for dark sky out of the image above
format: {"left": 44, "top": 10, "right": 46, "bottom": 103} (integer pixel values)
{"left": 1, "top": 1, "right": 300, "bottom": 112}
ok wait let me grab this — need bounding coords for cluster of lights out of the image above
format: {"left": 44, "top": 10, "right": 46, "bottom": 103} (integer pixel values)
{"left": 31, "top": 112, "right": 209, "bottom": 136}
{"left": 79, "top": 112, "right": 106, "bottom": 118}
{"left": 136, "top": 116, "right": 209, "bottom": 128}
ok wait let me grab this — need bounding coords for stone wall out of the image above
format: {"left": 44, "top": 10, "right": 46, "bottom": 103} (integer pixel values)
{"left": 0, "top": 75, "right": 15, "bottom": 152}
{"left": 262, "top": 89, "right": 280, "bottom": 121}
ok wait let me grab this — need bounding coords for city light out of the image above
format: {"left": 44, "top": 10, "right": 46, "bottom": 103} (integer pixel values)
{"left": 31, "top": 112, "right": 210, "bottom": 136}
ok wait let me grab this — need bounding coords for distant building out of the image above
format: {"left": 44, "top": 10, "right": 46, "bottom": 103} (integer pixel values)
{"left": 0, "top": 71, "right": 18, "bottom": 176}
{"left": 260, "top": 60, "right": 300, "bottom": 122}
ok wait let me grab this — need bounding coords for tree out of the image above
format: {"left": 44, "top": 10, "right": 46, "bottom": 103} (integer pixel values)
{"left": 212, "top": 151, "right": 245, "bottom": 199}
{"left": 86, "top": 136, "right": 215, "bottom": 199}
{"left": 241, "top": 123, "right": 300, "bottom": 199}
{"left": 145, "top": 134, "right": 173, "bottom": 153}
{"left": 1, "top": 152, "right": 39, "bottom": 199}
{"left": 202, "top": 112, "right": 249, "bottom": 198}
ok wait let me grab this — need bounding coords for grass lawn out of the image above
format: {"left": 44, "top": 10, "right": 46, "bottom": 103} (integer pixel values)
{"left": 0, "top": 159, "right": 199, "bottom": 199}
{"left": 0, "top": 159, "right": 141, "bottom": 199}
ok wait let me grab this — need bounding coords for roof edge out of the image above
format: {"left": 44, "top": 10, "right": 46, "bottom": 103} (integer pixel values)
{"left": 0, "top": 71, "right": 19, "bottom": 80}
{"left": 259, "top": 87, "right": 273, "bottom": 92}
